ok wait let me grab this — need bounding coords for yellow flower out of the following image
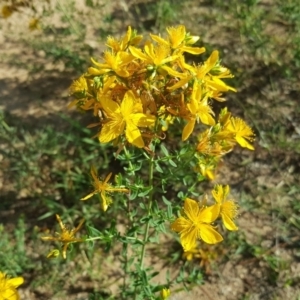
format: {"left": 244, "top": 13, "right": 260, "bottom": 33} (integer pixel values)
{"left": 41, "top": 214, "right": 84, "bottom": 259}
{"left": 160, "top": 288, "right": 171, "bottom": 299}
{"left": 68, "top": 75, "right": 92, "bottom": 110}
{"left": 99, "top": 91, "right": 156, "bottom": 148}
{"left": 183, "top": 247, "right": 201, "bottom": 261}
{"left": 106, "top": 26, "right": 143, "bottom": 52}
{"left": 81, "top": 166, "right": 129, "bottom": 211}
{"left": 0, "top": 272, "right": 23, "bottom": 300}
{"left": 169, "top": 50, "right": 236, "bottom": 93}
{"left": 196, "top": 160, "right": 217, "bottom": 181}
{"left": 202, "top": 51, "right": 236, "bottom": 92}
{"left": 150, "top": 25, "right": 205, "bottom": 55}
{"left": 129, "top": 42, "right": 179, "bottom": 77}
{"left": 188, "top": 51, "right": 229, "bottom": 90}
{"left": 129, "top": 42, "right": 172, "bottom": 66}
{"left": 182, "top": 82, "right": 215, "bottom": 141}
{"left": 183, "top": 246, "right": 219, "bottom": 274}
{"left": 212, "top": 185, "right": 238, "bottom": 231}
{"left": 69, "top": 75, "right": 88, "bottom": 97}
{"left": 223, "top": 117, "right": 255, "bottom": 150}
{"left": 196, "top": 129, "right": 228, "bottom": 157}
{"left": 89, "top": 51, "right": 135, "bottom": 78}
{"left": 171, "top": 198, "right": 223, "bottom": 251}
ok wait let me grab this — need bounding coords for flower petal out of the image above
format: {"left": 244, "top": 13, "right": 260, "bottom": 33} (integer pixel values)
{"left": 121, "top": 91, "right": 135, "bottom": 116}
{"left": 180, "top": 227, "right": 198, "bottom": 251}
{"left": 100, "top": 191, "right": 109, "bottom": 211}
{"left": 199, "top": 204, "right": 220, "bottom": 223}
{"left": 129, "top": 46, "right": 150, "bottom": 62}
{"left": 99, "top": 120, "right": 125, "bottom": 143}
{"left": 125, "top": 122, "right": 144, "bottom": 148}
{"left": 100, "top": 97, "right": 120, "bottom": 116}
{"left": 135, "top": 114, "right": 156, "bottom": 127}
{"left": 200, "top": 224, "right": 223, "bottom": 244}
{"left": 167, "top": 76, "right": 190, "bottom": 90}
{"left": 222, "top": 213, "right": 238, "bottom": 231}
{"left": 150, "top": 33, "right": 169, "bottom": 46}
{"left": 184, "top": 198, "right": 200, "bottom": 222}
{"left": 2, "top": 287, "right": 21, "bottom": 300}
{"left": 181, "top": 46, "right": 205, "bottom": 55}
{"left": 236, "top": 136, "right": 254, "bottom": 150}
{"left": 8, "top": 277, "right": 24, "bottom": 288}
{"left": 171, "top": 217, "right": 191, "bottom": 233}
{"left": 88, "top": 67, "right": 107, "bottom": 75}
{"left": 80, "top": 191, "right": 96, "bottom": 201}
{"left": 182, "top": 119, "right": 195, "bottom": 141}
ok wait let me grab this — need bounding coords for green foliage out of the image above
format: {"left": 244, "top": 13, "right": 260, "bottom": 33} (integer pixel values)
{"left": 0, "top": 112, "right": 108, "bottom": 200}
{"left": 0, "top": 217, "right": 32, "bottom": 276}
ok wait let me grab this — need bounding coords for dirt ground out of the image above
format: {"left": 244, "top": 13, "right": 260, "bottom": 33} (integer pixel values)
{"left": 1, "top": 0, "right": 300, "bottom": 299}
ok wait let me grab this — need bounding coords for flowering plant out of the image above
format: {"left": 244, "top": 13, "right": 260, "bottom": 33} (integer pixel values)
{"left": 43, "top": 25, "right": 254, "bottom": 299}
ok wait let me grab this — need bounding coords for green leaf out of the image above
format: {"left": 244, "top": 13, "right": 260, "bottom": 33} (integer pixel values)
{"left": 82, "top": 137, "right": 98, "bottom": 145}
{"left": 139, "top": 202, "right": 146, "bottom": 210}
{"left": 162, "top": 196, "right": 171, "bottom": 205}
{"left": 149, "top": 235, "right": 159, "bottom": 243}
{"left": 86, "top": 225, "right": 102, "bottom": 238}
{"left": 141, "top": 270, "right": 148, "bottom": 285}
{"left": 130, "top": 189, "right": 138, "bottom": 200}
{"left": 167, "top": 204, "right": 173, "bottom": 219}
{"left": 140, "top": 216, "right": 151, "bottom": 223}
{"left": 161, "top": 143, "right": 169, "bottom": 156}
{"left": 180, "top": 146, "right": 188, "bottom": 155}
{"left": 158, "top": 223, "right": 166, "bottom": 233}
{"left": 152, "top": 200, "right": 159, "bottom": 214}
{"left": 37, "top": 211, "right": 55, "bottom": 220}
{"left": 169, "top": 159, "right": 177, "bottom": 167}
{"left": 155, "top": 162, "right": 164, "bottom": 173}
{"left": 138, "top": 186, "right": 152, "bottom": 197}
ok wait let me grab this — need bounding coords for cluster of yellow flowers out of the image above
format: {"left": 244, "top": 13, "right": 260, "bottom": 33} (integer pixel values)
{"left": 41, "top": 168, "right": 129, "bottom": 259}
{"left": 1, "top": 0, "right": 43, "bottom": 30}
{"left": 171, "top": 185, "right": 238, "bottom": 252}
{"left": 70, "top": 25, "right": 254, "bottom": 179}
{"left": 0, "top": 272, "right": 23, "bottom": 300}
{"left": 40, "top": 27, "right": 254, "bottom": 299}
{"left": 67, "top": 25, "right": 254, "bottom": 256}
{"left": 40, "top": 185, "right": 238, "bottom": 260}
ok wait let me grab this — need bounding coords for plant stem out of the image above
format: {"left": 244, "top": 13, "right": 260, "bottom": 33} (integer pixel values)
{"left": 122, "top": 146, "right": 136, "bottom": 299}
{"left": 134, "top": 152, "right": 155, "bottom": 300}
{"left": 139, "top": 153, "right": 155, "bottom": 269}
